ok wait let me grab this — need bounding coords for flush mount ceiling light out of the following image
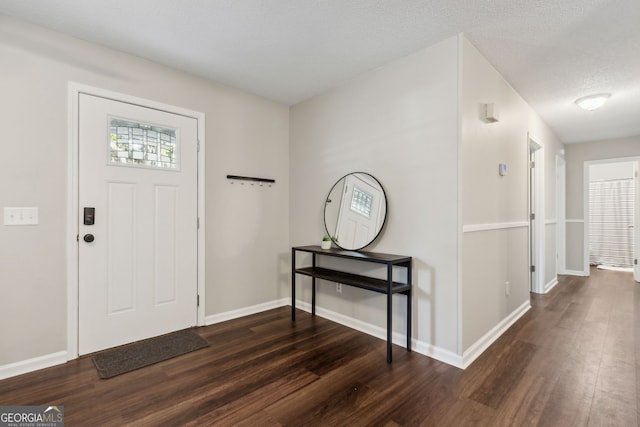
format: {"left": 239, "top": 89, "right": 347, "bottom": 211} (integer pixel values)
{"left": 574, "top": 93, "right": 611, "bottom": 111}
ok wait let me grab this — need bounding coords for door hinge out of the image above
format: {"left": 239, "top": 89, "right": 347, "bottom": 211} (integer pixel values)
{"left": 197, "top": 217, "right": 200, "bottom": 229}
{"left": 530, "top": 213, "right": 535, "bottom": 220}
{"left": 530, "top": 161, "right": 535, "bottom": 168}
{"left": 197, "top": 140, "right": 201, "bottom": 152}
{"left": 197, "top": 294, "right": 200, "bottom": 307}
{"left": 635, "top": 259, "right": 638, "bottom": 265}
{"left": 76, "top": 234, "right": 79, "bottom": 242}
{"left": 530, "top": 265, "right": 536, "bottom": 273}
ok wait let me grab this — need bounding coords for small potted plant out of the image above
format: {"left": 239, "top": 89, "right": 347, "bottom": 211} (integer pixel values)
{"left": 321, "top": 235, "right": 332, "bottom": 249}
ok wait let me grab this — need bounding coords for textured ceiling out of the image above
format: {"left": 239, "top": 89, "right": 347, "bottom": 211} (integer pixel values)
{"left": 1, "top": 0, "right": 639, "bottom": 143}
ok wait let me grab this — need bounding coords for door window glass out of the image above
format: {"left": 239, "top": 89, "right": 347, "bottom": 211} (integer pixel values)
{"left": 350, "top": 186, "right": 373, "bottom": 218}
{"left": 109, "top": 117, "right": 178, "bottom": 169}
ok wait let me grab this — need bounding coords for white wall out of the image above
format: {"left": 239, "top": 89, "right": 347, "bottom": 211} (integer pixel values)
{"left": 565, "top": 136, "right": 640, "bottom": 273}
{"left": 290, "top": 34, "right": 564, "bottom": 367}
{"left": 290, "top": 36, "right": 461, "bottom": 360}
{"left": 0, "top": 16, "right": 289, "bottom": 367}
{"left": 459, "top": 39, "right": 564, "bottom": 354}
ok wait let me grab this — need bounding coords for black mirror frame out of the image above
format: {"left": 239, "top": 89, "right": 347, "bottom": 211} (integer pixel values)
{"left": 323, "top": 172, "right": 388, "bottom": 251}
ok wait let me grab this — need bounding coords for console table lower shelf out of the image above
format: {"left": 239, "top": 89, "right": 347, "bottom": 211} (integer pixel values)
{"left": 291, "top": 245, "right": 412, "bottom": 363}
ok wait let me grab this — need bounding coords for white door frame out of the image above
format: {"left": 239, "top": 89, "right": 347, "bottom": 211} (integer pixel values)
{"left": 635, "top": 161, "right": 640, "bottom": 282}
{"left": 529, "top": 136, "right": 545, "bottom": 294}
{"left": 66, "top": 83, "right": 206, "bottom": 359}
{"left": 556, "top": 155, "right": 566, "bottom": 275}
{"left": 583, "top": 156, "right": 640, "bottom": 277}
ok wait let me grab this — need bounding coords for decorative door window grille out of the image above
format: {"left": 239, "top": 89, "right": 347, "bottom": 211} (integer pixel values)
{"left": 109, "top": 117, "right": 178, "bottom": 169}
{"left": 350, "top": 187, "right": 373, "bottom": 218}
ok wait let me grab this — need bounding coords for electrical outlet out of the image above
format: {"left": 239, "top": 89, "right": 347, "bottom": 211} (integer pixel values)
{"left": 336, "top": 283, "right": 342, "bottom": 293}
{"left": 505, "top": 281, "right": 510, "bottom": 296}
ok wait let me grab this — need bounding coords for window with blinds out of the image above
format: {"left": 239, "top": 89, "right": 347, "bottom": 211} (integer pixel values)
{"left": 589, "top": 179, "right": 635, "bottom": 267}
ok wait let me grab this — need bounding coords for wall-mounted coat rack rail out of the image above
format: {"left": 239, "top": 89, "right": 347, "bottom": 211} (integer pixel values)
{"left": 226, "top": 175, "right": 276, "bottom": 185}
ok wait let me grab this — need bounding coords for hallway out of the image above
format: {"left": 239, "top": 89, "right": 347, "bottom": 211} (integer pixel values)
{"left": 472, "top": 267, "right": 639, "bottom": 425}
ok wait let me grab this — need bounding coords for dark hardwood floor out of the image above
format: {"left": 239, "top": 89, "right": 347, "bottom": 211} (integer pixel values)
{"left": 1, "top": 268, "right": 638, "bottom": 426}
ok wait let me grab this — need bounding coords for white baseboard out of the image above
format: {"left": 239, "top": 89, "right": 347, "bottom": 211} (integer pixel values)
{"left": 564, "top": 269, "right": 588, "bottom": 277}
{"left": 1, "top": 300, "right": 290, "bottom": 381}
{"left": 295, "top": 300, "right": 464, "bottom": 369}
{"left": 0, "top": 351, "right": 67, "bottom": 380}
{"left": 412, "top": 339, "right": 464, "bottom": 369}
{"left": 544, "top": 277, "right": 559, "bottom": 293}
{"left": 295, "top": 300, "right": 406, "bottom": 345}
{"left": 461, "top": 300, "right": 531, "bottom": 369}
{"left": 205, "top": 298, "right": 289, "bottom": 325}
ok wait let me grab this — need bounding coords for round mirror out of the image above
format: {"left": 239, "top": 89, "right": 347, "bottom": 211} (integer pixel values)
{"left": 324, "top": 172, "right": 387, "bottom": 251}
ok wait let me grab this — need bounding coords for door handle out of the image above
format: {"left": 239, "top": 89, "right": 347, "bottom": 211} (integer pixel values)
{"left": 83, "top": 234, "right": 95, "bottom": 243}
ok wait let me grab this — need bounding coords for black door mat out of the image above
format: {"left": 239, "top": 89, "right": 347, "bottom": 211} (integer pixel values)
{"left": 92, "top": 329, "right": 209, "bottom": 379}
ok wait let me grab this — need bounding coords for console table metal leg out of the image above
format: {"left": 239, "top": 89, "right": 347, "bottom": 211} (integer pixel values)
{"left": 406, "top": 291, "right": 412, "bottom": 351}
{"left": 312, "top": 278, "right": 316, "bottom": 316}
{"left": 291, "top": 248, "right": 296, "bottom": 321}
{"left": 312, "top": 254, "right": 316, "bottom": 316}
{"left": 407, "top": 261, "right": 412, "bottom": 351}
{"left": 387, "top": 264, "right": 393, "bottom": 363}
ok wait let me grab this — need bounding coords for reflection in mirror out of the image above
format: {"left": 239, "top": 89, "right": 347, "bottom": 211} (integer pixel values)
{"left": 324, "top": 172, "right": 387, "bottom": 250}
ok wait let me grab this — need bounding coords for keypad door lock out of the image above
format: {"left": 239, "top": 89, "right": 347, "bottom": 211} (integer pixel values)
{"left": 84, "top": 207, "right": 95, "bottom": 225}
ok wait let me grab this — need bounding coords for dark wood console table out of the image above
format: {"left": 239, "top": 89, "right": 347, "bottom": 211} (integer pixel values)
{"left": 291, "top": 245, "right": 412, "bottom": 362}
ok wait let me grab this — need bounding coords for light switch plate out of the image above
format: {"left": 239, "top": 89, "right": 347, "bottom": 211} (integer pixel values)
{"left": 3, "top": 207, "right": 39, "bottom": 225}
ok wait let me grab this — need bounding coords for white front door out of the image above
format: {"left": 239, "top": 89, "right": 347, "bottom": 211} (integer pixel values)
{"left": 336, "top": 174, "right": 384, "bottom": 249}
{"left": 78, "top": 93, "right": 198, "bottom": 355}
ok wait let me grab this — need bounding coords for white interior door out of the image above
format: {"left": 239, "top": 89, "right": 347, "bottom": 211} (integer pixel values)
{"left": 556, "top": 156, "right": 566, "bottom": 275}
{"left": 529, "top": 138, "right": 544, "bottom": 293}
{"left": 635, "top": 161, "right": 640, "bottom": 282}
{"left": 78, "top": 93, "right": 198, "bottom": 355}
{"left": 335, "top": 174, "right": 383, "bottom": 249}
